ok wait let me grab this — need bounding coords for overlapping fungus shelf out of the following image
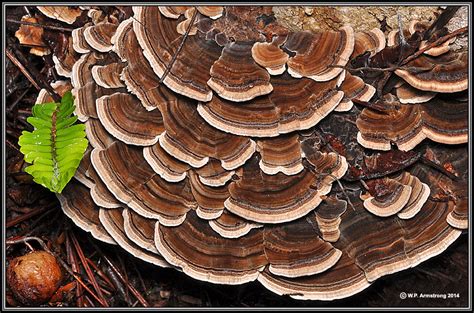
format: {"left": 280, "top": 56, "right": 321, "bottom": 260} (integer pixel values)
{"left": 31, "top": 5, "right": 468, "bottom": 301}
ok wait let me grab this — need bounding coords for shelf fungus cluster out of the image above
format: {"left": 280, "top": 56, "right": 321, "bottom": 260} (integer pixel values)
{"left": 358, "top": 16, "right": 468, "bottom": 152}
{"left": 32, "top": 6, "right": 468, "bottom": 301}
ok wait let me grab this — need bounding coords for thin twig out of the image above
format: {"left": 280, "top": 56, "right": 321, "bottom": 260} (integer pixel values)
{"left": 330, "top": 64, "right": 394, "bottom": 73}
{"left": 397, "top": 13, "right": 406, "bottom": 45}
{"left": 423, "top": 6, "right": 461, "bottom": 41}
{"left": 17, "top": 109, "right": 32, "bottom": 114}
{"left": 6, "top": 43, "right": 61, "bottom": 102}
{"left": 68, "top": 234, "right": 107, "bottom": 306}
{"left": 159, "top": 8, "right": 198, "bottom": 83}
{"left": 6, "top": 18, "right": 74, "bottom": 32}
{"left": 331, "top": 26, "right": 467, "bottom": 77}
{"left": 330, "top": 64, "right": 434, "bottom": 74}
{"left": 24, "top": 241, "right": 35, "bottom": 251}
{"left": 351, "top": 98, "right": 395, "bottom": 114}
{"left": 86, "top": 258, "right": 115, "bottom": 290}
{"left": 118, "top": 256, "right": 130, "bottom": 301}
{"left": 132, "top": 262, "right": 146, "bottom": 295}
{"left": 415, "top": 267, "right": 457, "bottom": 283}
{"left": 104, "top": 255, "right": 149, "bottom": 307}
{"left": 70, "top": 232, "right": 109, "bottom": 307}
{"left": 97, "top": 284, "right": 113, "bottom": 297}
{"left": 401, "top": 26, "right": 468, "bottom": 66}
{"left": 6, "top": 139, "right": 21, "bottom": 153}
{"left": 334, "top": 177, "right": 356, "bottom": 211}
{"left": 6, "top": 49, "right": 41, "bottom": 91}
{"left": 421, "top": 157, "right": 460, "bottom": 181}
{"left": 23, "top": 6, "right": 32, "bottom": 17}
{"left": 103, "top": 265, "right": 132, "bottom": 306}
{"left": 303, "top": 154, "right": 357, "bottom": 212}
{"left": 23, "top": 208, "right": 59, "bottom": 237}
{"left": 66, "top": 233, "right": 84, "bottom": 307}
{"left": 84, "top": 295, "right": 95, "bottom": 307}
{"left": 311, "top": 133, "right": 357, "bottom": 211}
{"left": 6, "top": 206, "right": 50, "bottom": 228}
{"left": 89, "top": 241, "right": 149, "bottom": 307}
{"left": 7, "top": 86, "right": 31, "bottom": 112}
{"left": 376, "top": 71, "right": 393, "bottom": 98}
{"left": 6, "top": 127, "right": 22, "bottom": 139}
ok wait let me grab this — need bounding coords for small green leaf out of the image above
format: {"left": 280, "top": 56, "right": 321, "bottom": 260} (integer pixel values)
{"left": 18, "top": 91, "right": 89, "bottom": 193}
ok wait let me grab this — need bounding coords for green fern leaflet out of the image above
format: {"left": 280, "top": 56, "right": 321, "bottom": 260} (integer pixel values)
{"left": 18, "top": 91, "right": 88, "bottom": 193}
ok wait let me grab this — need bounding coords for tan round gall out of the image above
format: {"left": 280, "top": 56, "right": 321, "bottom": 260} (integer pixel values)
{"left": 7, "top": 251, "right": 63, "bottom": 306}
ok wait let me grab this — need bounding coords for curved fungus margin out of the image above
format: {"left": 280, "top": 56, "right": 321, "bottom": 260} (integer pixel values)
{"left": 43, "top": 5, "right": 468, "bottom": 302}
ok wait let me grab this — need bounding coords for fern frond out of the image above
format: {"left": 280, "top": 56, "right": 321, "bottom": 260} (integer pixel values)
{"left": 18, "top": 91, "right": 88, "bottom": 193}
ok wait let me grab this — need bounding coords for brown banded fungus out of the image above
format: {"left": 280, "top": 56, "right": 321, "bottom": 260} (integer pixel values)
{"left": 225, "top": 154, "right": 347, "bottom": 224}
{"left": 196, "top": 6, "right": 224, "bottom": 20}
{"left": 133, "top": 6, "right": 221, "bottom": 102}
{"left": 257, "top": 134, "right": 303, "bottom": 175}
{"left": 395, "top": 82, "right": 437, "bottom": 104}
{"left": 336, "top": 72, "right": 375, "bottom": 112}
{"left": 96, "top": 92, "right": 164, "bottom": 145}
{"left": 123, "top": 208, "right": 160, "bottom": 254}
{"left": 73, "top": 147, "right": 95, "bottom": 189}
{"left": 208, "top": 210, "right": 262, "bottom": 239}
{"left": 99, "top": 208, "right": 170, "bottom": 267}
{"left": 83, "top": 22, "right": 118, "bottom": 52}
{"left": 14, "top": 15, "right": 51, "bottom": 56}
{"left": 57, "top": 182, "right": 116, "bottom": 245}
{"left": 195, "top": 159, "right": 235, "bottom": 187}
{"left": 143, "top": 143, "right": 190, "bottom": 183}
{"left": 351, "top": 28, "right": 386, "bottom": 59}
{"left": 395, "top": 52, "right": 468, "bottom": 93}
{"left": 91, "top": 141, "right": 196, "bottom": 226}
{"left": 111, "top": 18, "right": 177, "bottom": 111}
{"left": 208, "top": 41, "right": 273, "bottom": 101}
{"left": 91, "top": 62, "right": 126, "bottom": 89}
{"left": 408, "top": 20, "right": 456, "bottom": 57}
{"left": 84, "top": 118, "right": 115, "bottom": 150}
{"left": 48, "top": 5, "right": 467, "bottom": 301}
{"left": 361, "top": 172, "right": 429, "bottom": 219}
{"left": 159, "top": 98, "right": 256, "bottom": 169}
{"left": 198, "top": 72, "right": 344, "bottom": 137}
{"left": 357, "top": 95, "right": 468, "bottom": 151}
{"left": 37, "top": 6, "right": 83, "bottom": 25}
{"left": 87, "top": 165, "right": 122, "bottom": 209}
{"left": 52, "top": 33, "right": 80, "bottom": 78}
{"left": 176, "top": 8, "right": 198, "bottom": 36}
{"left": 315, "top": 197, "right": 347, "bottom": 242}
{"left": 158, "top": 6, "right": 190, "bottom": 19}
{"left": 35, "top": 81, "right": 72, "bottom": 104}
{"left": 284, "top": 26, "right": 354, "bottom": 81}
{"left": 412, "top": 145, "right": 468, "bottom": 231}
{"left": 251, "top": 37, "right": 289, "bottom": 75}
{"left": 189, "top": 170, "right": 229, "bottom": 220}
{"left": 72, "top": 24, "right": 93, "bottom": 53}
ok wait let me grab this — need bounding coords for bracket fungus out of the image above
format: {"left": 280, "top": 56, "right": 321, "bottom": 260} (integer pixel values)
{"left": 351, "top": 28, "right": 386, "bottom": 59}
{"left": 315, "top": 197, "right": 347, "bottom": 242}
{"left": 357, "top": 95, "right": 468, "bottom": 151}
{"left": 32, "top": 5, "right": 468, "bottom": 302}
{"left": 361, "top": 171, "right": 430, "bottom": 219}
{"left": 284, "top": 26, "right": 355, "bottom": 81}
{"left": 395, "top": 52, "right": 468, "bottom": 93}
{"left": 37, "top": 6, "right": 83, "bottom": 25}
{"left": 14, "top": 15, "right": 51, "bottom": 56}
{"left": 251, "top": 37, "right": 289, "bottom": 75}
